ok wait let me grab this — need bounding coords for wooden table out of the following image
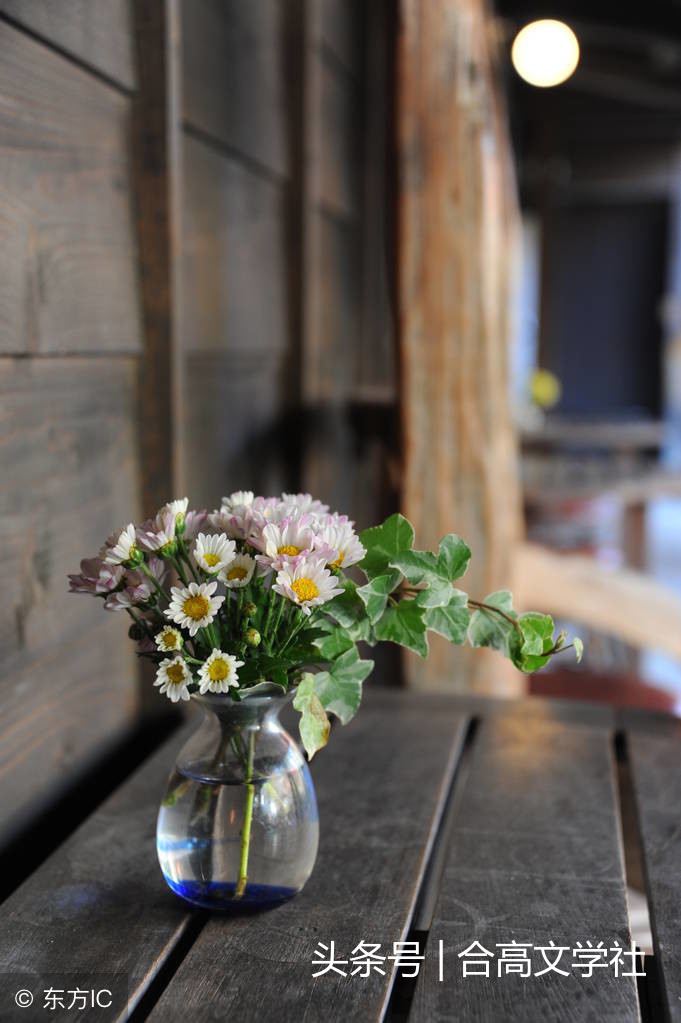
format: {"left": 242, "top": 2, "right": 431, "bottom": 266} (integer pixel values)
{"left": 0, "top": 691, "right": 679, "bottom": 1022}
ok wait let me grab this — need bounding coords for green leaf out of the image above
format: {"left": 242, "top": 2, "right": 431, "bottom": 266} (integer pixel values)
{"left": 518, "top": 612, "right": 555, "bottom": 657}
{"left": 374, "top": 600, "right": 428, "bottom": 658}
{"left": 424, "top": 589, "right": 470, "bottom": 644}
{"left": 436, "top": 533, "right": 472, "bottom": 581}
{"left": 313, "top": 647, "right": 373, "bottom": 724}
{"left": 357, "top": 570, "right": 402, "bottom": 623}
{"left": 359, "top": 513, "right": 415, "bottom": 578}
{"left": 312, "top": 627, "right": 355, "bottom": 661}
{"left": 325, "top": 585, "right": 367, "bottom": 628}
{"left": 390, "top": 549, "right": 439, "bottom": 585}
{"left": 390, "top": 533, "right": 471, "bottom": 609}
{"left": 467, "top": 590, "right": 521, "bottom": 661}
{"left": 414, "top": 577, "right": 456, "bottom": 608}
{"left": 293, "top": 673, "right": 330, "bottom": 759}
{"left": 574, "top": 637, "right": 584, "bottom": 663}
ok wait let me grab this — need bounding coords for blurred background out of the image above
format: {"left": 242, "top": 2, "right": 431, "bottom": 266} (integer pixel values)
{"left": 2, "top": 0, "right": 681, "bottom": 845}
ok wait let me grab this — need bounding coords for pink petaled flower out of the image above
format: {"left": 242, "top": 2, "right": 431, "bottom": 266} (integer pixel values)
{"left": 313, "top": 516, "right": 366, "bottom": 570}
{"left": 137, "top": 510, "right": 176, "bottom": 554}
{"left": 253, "top": 515, "right": 316, "bottom": 564}
{"left": 68, "top": 558, "right": 124, "bottom": 595}
{"left": 104, "top": 579, "right": 153, "bottom": 611}
{"left": 209, "top": 503, "right": 265, "bottom": 542}
{"left": 280, "top": 493, "right": 330, "bottom": 517}
{"left": 183, "top": 508, "right": 208, "bottom": 538}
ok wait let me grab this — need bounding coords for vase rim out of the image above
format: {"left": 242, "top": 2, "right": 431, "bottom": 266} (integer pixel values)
{"left": 190, "top": 685, "right": 295, "bottom": 712}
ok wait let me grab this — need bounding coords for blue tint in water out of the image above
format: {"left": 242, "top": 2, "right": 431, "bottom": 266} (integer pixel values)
{"left": 163, "top": 874, "right": 297, "bottom": 911}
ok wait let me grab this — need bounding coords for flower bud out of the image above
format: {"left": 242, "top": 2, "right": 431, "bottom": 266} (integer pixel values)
{"left": 128, "top": 623, "right": 144, "bottom": 641}
{"left": 243, "top": 601, "right": 257, "bottom": 619}
{"left": 125, "top": 546, "right": 144, "bottom": 568}
{"left": 159, "top": 539, "right": 178, "bottom": 559}
{"left": 175, "top": 513, "right": 186, "bottom": 536}
{"left": 245, "top": 628, "right": 261, "bottom": 647}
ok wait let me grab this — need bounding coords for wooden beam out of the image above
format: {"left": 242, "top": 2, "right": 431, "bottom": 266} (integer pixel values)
{"left": 131, "top": 0, "right": 184, "bottom": 516}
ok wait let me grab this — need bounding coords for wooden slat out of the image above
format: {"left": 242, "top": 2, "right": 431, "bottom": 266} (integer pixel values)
{"left": 0, "top": 721, "right": 194, "bottom": 1013}
{"left": 312, "top": 54, "right": 362, "bottom": 220}
{"left": 183, "top": 352, "right": 294, "bottom": 510}
{"left": 181, "top": 0, "right": 293, "bottom": 178}
{"left": 0, "top": 0, "right": 136, "bottom": 90}
{"left": 0, "top": 20, "right": 142, "bottom": 355}
{"left": 316, "top": 0, "right": 363, "bottom": 77}
{"left": 181, "top": 136, "right": 290, "bottom": 357}
{"left": 628, "top": 720, "right": 681, "bottom": 1021}
{"left": 412, "top": 713, "right": 639, "bottom": 1022}
{"left": 0, "top": 357, "right": 142, "bottom": 847}
{"left": 146, "top": 700, "right": 469, "bottom": 1022}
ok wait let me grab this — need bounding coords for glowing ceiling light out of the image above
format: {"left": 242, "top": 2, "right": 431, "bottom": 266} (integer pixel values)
{"left": 511, "top": 19, "right": 580, "bottom": 88}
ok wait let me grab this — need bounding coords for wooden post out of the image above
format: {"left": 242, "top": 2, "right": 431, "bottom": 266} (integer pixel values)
{"left": 131, "top": 0, "right": 185, "bottom": 517}
{"left": 397, "top": 0, "right": 523, "bottom": 693}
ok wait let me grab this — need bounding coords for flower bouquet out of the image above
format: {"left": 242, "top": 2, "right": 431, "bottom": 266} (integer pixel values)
{"left": 69, "top": 492, "right": 580, "bottom": 909}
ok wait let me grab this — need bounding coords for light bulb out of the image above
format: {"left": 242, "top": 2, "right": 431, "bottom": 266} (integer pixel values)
{"left": 511, "top": 19, "right": 580, "bottom": 88}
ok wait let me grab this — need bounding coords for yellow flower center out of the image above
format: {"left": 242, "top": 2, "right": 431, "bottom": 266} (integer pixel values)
{"left": 329, "top": 552, "right": 345, "bottom": 570}
{"left": 161, "top": 633, "right": 178, "bottom": 649}
{"left": 291, "top": 577, "right": 319, "bottom": 603}
{"left": 278, "top": 544, "right": 301, "bottom": 557}
{"left": 208, "top": 658, "right": 229, "bottom": 682}
{"left": 227, "top": 566, "right": 248, "bottom": 581}
{"left": 183, "top": 594, "right": 210, "bottom": 620}
{"left": 202, "top": 552, "right": 221, "bottom": 567}
{"left": 166, "top": 663, "right": 186, "bottom": 684}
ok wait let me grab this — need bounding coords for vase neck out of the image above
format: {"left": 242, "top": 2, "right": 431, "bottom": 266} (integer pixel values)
{"left": 191, "top": 691, "right": 291, "bottom": 734}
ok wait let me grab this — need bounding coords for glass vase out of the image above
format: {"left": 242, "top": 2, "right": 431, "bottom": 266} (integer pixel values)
{"left": 156, "top": 690, "right": 319, "bottom": 910}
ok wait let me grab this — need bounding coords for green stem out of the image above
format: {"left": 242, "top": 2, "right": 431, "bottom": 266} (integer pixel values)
{"left": 467, "top": 599, "right": 522, "bottom": 635}
{"left": 235, "top": 729, "right": 256, "bottom": 899}
{"left": 171, "top": 555, "right": 190, "bottom": 586}
{"left": 140, "top": 563, "right": 171, "bottom": 603}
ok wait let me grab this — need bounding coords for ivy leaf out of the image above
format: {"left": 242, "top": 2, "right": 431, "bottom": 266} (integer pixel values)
{"left": 390, "top": 533, "right": 471, "bottom": 608}
{"left": 414, "top": 577, "right": 456, "bottom": 608}
{"left": 313, "top": 627, "right": 355, "bottom": 661}
{"left": 325, "top": 584, "right": 367, "bottom": 628}
{"left": 518, "top": 612, "right": 555, "bottom": 656}
{"left": 359, "top": 513, "right": 415, "bottom": 578}
{"left": 357, "top": 570, "right": 402, "bottom": 624}
{"left": 467, "top": 590, "right": 521, "bottom": 661}
{"left": 424, "top": 589, "right": 470, "bottom": 644}
{"left": 293, "top": 673, "right": 330, "bottom": 759}
{"left": 313, "top": 647, "right": 373, "bottom": 724}
{"left": 436, "top": 533, "right": 472, "bottom": 582}
{"left": 374, "top": 600, "right": 428, "bottom": 658}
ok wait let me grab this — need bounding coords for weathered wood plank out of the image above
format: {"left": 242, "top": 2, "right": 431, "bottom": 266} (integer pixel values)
{"left": 628, "top": 720, "right": 681, "bottom": 1022}
{"left": 0, "top": 0, "right": 136, "bottom": 90}
{"left": 0, "top": 20, "right": 142, "bottom": 355}
{"left": 132, "top": 0, "right": 185, "bottom": 515}
{"left": 0, "top": 357, "right": 142, "bottom": 846}
{"left": 181, "top": 135, "right": 291, "bottom": 358}
{"left": 0, "top": 721, "right": 195, "bottom": 1015}
{"left": 181, "top": 0, "right": 294, "bottom": 178}
{"left": 316, "top": 0, "right": 363, "bottom": 77}
{"left": 183, "top": 352, "right": 295, "bottom": 511}
{"left": 412, "top": 714, "right": 639, "bottom": 1022}
{"left": 146, "top": 701, "right": 469, "bottom": 1022}
{"left": 312, "top": 53, "right": 362, "bottom": 220}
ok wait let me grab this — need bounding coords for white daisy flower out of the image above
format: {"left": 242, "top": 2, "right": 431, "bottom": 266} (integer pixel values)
{"left": 219, "top": 552, "right": 256, "bottom": 588}
{"left": 281, "top": 493, "right": 330, "bottom": 516}
{"left": 104, "top": 524, "right": 140, "bottom": 565}
{"left": 155, "top": 625, "right": 183, "bottom": 652}
{"left": 193, "top": 532, "right": 236, "bottom": 574}
{"left": 154, "top": 657, "right": 192, "bottom": 702}
{"left": 160, "top": 497, "right": 189, "bottom": 519}
{"left": 198, "top": 649, "right": 244, "bottom": 695}
{"left": 165, "top": 580, "right": 225, "bottom": 636}
{"left": 314, "top": 517, "right": 366, "bottom": 569}
{"left": 258, "top": 515, "right": 316, "bottom": 562}
{"left": 221, "top": 491, "right": 254, "bottom": 510}
{"left": 273, "top": 554, "right": 344, "bottom": 616}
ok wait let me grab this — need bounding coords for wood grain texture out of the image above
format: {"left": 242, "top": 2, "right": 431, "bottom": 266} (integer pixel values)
{"left": 0, "top": 20, "right": 142, "bottom": 355}
{"left": 628, "top": 721, "right": 681, "bottom": 1021}
{"left": 0, "top": 357, "right": 142, "bottom": 847}
{"left": 0, "top": 721, "right": 195, "bottom": 1014}
{"left": 0, "top": 0, "right": 136, "bottom": 89}
{"left": 316, "top": 0, "right": 363, "bottom": 76}
{"left": 312, "top": 53, "right": 362, "bottom": 220}
{"left": 181, "top": 135, "right": 291, "bottom": 357}
{"left": 397, "top": 0, "right": 522, "bottom": 693}
{"left": 146, "top": 701, "right": 469, "bottom": 1022}
{"left": 181, "top": 0, "right": 294, "bottom": 177}
{"left": 183, "top": 352, "right": 295, "bottom": 511}
{"left": 412, "top": 714, "right": 639, "bottom": 1022}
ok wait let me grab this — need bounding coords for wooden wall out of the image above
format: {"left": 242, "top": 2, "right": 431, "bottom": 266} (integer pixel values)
{"left": 0, "top": 0, "right": 396, "bottom": 842}
{"left": 0, "top": 2, "right": 142, "bottom": 844}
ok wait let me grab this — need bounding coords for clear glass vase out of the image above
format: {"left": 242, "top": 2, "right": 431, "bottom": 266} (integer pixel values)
{"left": 156, "top": 690, "right": 319, "bottom": 910}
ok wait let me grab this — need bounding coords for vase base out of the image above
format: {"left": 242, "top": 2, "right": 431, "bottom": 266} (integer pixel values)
{"left": 163, "top": 875, "right": 299, "bottom": 911}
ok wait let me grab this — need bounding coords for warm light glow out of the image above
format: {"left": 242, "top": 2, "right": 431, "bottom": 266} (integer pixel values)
{"left": 511, "top": 19, "right": 580, "bottom": 88}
